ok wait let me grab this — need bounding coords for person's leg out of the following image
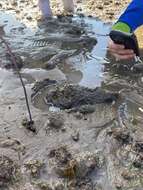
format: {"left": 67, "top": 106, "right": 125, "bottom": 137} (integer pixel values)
{"left": 62, "top": 0, "right": 74, "bottom": 13}
{"left": 38, "top": 0, "right": 52, "bottom": 18}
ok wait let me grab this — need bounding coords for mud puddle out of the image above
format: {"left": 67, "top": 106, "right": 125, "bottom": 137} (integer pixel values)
{"left": 0, "top": 11, "right": 111, "bottom": 110}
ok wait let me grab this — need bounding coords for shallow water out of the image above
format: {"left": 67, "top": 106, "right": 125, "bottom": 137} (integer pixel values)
{"left": 0, "top": 11, "right": 110, "bottom": 92}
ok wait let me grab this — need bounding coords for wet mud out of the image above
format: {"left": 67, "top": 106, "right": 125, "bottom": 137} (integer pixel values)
{"left": 40, "top": 83, "right": 118, "bottom": 109}
{"left": 0, "top": 1, "right": 143, "bottom": 190}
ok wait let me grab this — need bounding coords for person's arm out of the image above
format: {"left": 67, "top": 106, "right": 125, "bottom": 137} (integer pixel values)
{"left": 108, "top": 0, "right": 143, "bottom": 60}
{"left": 119, "top": 0, "right": 143, "bottom": 32}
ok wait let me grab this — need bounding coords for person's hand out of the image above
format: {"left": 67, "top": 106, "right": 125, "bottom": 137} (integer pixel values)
{"left": 108, "top": 21, "right": 135, "bottom": 60}
{"left": 108, "top": 38, "right": 135, "bottom": 60}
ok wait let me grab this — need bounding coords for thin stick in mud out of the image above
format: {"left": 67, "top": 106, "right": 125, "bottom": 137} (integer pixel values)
{"left": 0, "top": 36, "right": 36, "bottom": 132}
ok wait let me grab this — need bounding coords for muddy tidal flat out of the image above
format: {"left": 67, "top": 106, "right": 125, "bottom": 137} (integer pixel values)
{"left": 0, "top": 0, "right": 143, "bottom": 190}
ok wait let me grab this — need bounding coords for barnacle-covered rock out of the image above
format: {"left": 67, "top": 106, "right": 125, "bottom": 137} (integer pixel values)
{"left": 0, "top": 155, "right": 19, "bottom": 187}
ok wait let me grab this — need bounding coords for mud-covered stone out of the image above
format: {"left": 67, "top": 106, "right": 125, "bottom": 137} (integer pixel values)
{"left": 0, "top": 155, "right": 18, "bottom": 187}
{"left": 46, "top": 84, "right": 119, "bottom": 109}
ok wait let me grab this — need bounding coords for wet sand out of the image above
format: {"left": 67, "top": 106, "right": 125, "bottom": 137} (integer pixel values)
{"left": 0, "top": 1, "right": 143, "bottom": 190}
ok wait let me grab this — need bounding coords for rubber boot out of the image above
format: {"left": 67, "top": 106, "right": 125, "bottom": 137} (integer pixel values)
{"left": 38, "top": 0, "right": 52, "bottom": 18}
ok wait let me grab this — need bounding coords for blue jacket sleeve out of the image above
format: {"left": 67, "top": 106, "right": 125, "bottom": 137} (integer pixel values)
{"left": 118, "top": 0, "right": 143, "bottom": 32}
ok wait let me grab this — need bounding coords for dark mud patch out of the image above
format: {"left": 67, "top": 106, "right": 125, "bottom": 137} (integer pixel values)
{"left": 45, "top": 83, "right": 119, "bottom": 109}
{"left": 32, "top": 80, "right": 119, "bottom": 110}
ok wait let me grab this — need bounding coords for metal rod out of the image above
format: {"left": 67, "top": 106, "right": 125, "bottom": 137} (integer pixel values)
{"left": 0, "top": 37, "right": 33, "bottom": 123}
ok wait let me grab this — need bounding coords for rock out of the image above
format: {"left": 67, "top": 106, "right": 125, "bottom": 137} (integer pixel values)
{"left": 54, "top": 182, "right": 65, "bottom": 190}
{"left": 56, "top": 152, "right": 100, "bottom": 179}
{"left": 55, "top": 159, "right": 77, "bottom": 179}
{"left": 35, "top": 181, "right": 53, "bottom": 190}
{"left": 25, "top": 160, "right": 44, "bottom": 178}
{"left": 71, "top": 130, "right": 80, "bottom": 142}
{"left": 49, "top": 146, "right": 72, "bottom": 165}
{"left": 0, "top": 155, "right": 18, "bottom": 187}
